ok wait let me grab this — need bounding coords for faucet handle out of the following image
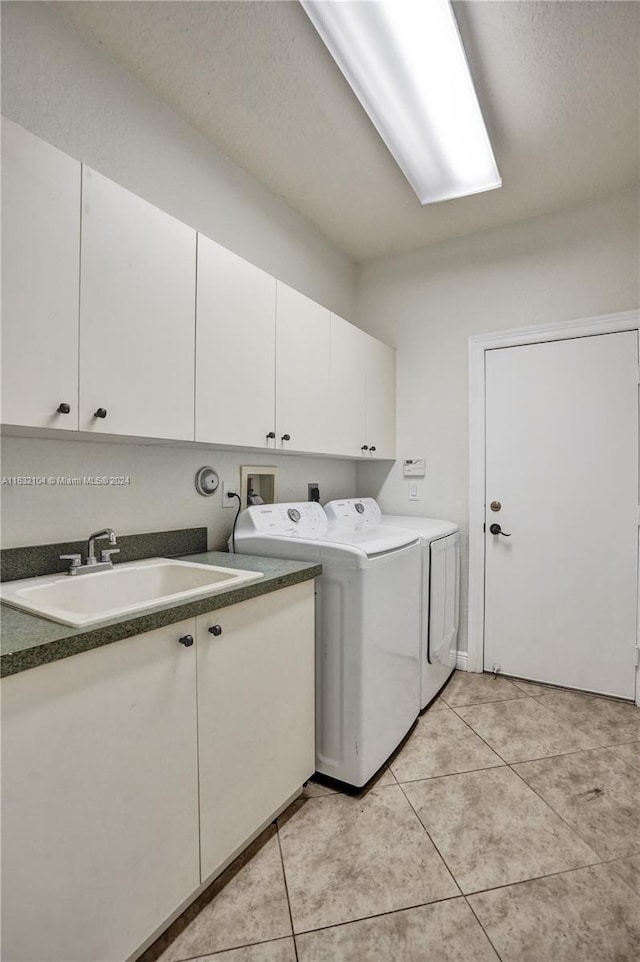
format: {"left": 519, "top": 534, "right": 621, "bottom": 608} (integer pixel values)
{"left": 60, "top": 554, "right": 82, "bottom": 572}
{"left": 100, "top": 548, "right": 120, "bottom": 564}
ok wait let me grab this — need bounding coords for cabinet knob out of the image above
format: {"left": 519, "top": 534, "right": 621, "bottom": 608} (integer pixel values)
{"left": 178, "top": 634, "right": 194, "bottom": 647}
{"left": 281, "top": 434, "right": 291, "bottom": 442}
{"left": 266, "top": 431, "right": 276, "bottom": 440}
{"left": 56, "top": 403, "right": 71, "bottom": 415}
{"left": 208, "top": 624, "right": 223, "bottom": 637}
{"left": 361, "top": 445, "right": 369, "bottom": 451}
{"left": 369, "top": 445, "right": 376, "bottom": 452}
{"left": 94, "top": 408, "right": 108, "bottom": 419}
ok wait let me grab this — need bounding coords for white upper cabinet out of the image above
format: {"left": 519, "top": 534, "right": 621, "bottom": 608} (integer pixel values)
{"left": 79, "top": 168, "right": 196, "bottom": 440}
{"left": 196, "top": 236, "right": 276, "bottom": 448}
{"left": 1, "top": 123, "right": 397, "bottom": 459}
{"left": 1, "top": 118, "right": 81, "bottom": 429}
{"left": 366, "top": 336, "right": 396, "bottom": 459}
{"left": 329, "top": 313, "right": 368, "bottom": 457}
{"left": 275, "top": 282, "right": 331, "bottom": 454}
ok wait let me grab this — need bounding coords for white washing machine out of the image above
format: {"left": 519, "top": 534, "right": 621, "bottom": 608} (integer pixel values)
{"left": 232, "top": 502, "right": 422, "bottom": 787}
{"left": 324, "top": 498, "right": 460, "bottom": 709}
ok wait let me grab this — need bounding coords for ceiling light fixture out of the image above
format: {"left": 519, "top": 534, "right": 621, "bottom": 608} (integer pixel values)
{"left": 301, "top": 0, "right": 501, "bottom": 205}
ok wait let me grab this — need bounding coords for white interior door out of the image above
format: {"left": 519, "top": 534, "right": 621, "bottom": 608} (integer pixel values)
{"left": 484, "top": 331, "right": 638, "bottom": 699}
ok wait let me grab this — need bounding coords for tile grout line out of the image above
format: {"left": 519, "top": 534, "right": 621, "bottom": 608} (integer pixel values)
{"left": 451, "top": 701, "right": 609, "bottom": 863}
{"left": 275, "top": 817, "right": 300, "bottom": 962}
{"left": 462, "top": 894, "right": 505, "bottom": 962}
{"left": 392, "top": 762, "right": 508, "bottom": 787}
{"left": 506, "top": 762, "right": 608, "bottom": 864}
{"left": 289, "top": 894, "right": 464, "bottom": 939}
{"left": 395, "top": 780, "right": 463, "bottom": 897}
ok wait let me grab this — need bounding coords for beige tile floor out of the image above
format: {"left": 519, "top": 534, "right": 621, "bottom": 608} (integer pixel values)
{"left": 141, "top": 671, "right": 640, "bottom": 962}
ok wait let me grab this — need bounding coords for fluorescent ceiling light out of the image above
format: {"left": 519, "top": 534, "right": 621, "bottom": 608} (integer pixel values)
{"left": 301, "top": 0, "right": 501, "bottom": 205}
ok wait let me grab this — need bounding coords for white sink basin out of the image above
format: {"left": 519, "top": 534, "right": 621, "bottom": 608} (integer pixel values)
{"left": 0, "top": 558, "right": 264, "bottom": 627}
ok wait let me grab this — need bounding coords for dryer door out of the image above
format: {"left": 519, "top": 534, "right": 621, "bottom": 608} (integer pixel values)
{"left": 428, "top": 533, "right": 460, "bottom": 669}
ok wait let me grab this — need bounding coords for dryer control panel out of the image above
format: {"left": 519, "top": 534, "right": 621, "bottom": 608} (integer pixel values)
{"left": 324, "top": 498, "right": 381, "bottom": 525}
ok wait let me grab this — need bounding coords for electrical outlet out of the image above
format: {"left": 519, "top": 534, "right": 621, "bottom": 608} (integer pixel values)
{"left": 222, "top": 481, "right": 239, "bottom": 508}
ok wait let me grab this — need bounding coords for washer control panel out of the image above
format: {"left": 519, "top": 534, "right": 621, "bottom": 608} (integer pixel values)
{"left": 238, "top": 501, "right": 328, "bottom": 536}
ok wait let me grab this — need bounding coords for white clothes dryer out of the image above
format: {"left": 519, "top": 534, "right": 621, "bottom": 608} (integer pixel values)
{"left": 232, "top": 502, "right": 422, "bottom": 787}
{"left": 324, "top": 498, "right": 460, "bottom": 709}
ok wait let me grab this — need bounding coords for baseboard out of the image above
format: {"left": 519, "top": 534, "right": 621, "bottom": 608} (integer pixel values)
{"left": 450, "top": 649, "right": 468, "bottom": 671}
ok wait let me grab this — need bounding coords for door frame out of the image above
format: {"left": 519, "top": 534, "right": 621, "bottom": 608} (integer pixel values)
{"left": 467, "top": 309, "right": 640, "bottom": 705}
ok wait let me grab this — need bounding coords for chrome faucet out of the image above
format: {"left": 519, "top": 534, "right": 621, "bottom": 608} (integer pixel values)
{"left": 60, "top": 528, "right": 120, "bottom": 575}
{"left": 87, "top": 528, "right": 117, "bottom": 565}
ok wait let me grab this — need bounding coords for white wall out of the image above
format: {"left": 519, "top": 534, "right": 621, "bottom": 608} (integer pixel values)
{"left": 1, "top": 437, "right": 355, "bottom": 549}
{"left": 0, "top": 0, "right": 355, "bottom": 319}
{"left": 0, "top": 1, "right": 358, "bottom": 550}
{"left": 356, "top": 188, "right": 640, "bottom": 651}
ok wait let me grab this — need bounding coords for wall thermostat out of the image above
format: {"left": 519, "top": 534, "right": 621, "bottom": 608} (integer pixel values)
{"left": 195, "top": 466, "right": 220, "bottom": 497}
{"left": 403, "top": 459, "right": 426, "bottom": 478}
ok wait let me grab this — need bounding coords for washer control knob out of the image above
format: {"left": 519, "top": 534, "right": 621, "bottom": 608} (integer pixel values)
{"left": 287, "top": 508, "right": 301, "bottom": 522}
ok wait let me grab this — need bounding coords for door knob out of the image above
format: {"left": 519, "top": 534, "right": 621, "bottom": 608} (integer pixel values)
{"left": 489, "top": 523, "right": 511, "bottom": 537}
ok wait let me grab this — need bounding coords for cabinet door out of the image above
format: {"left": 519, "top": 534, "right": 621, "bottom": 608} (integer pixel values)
{"left": 196, "top": 236, "right": 276, "bottom": 447}
{"left": 1, "top": 118, "right": 80, "bottom": 429}
{"left": 79, "top": 168, "right": 196, "bottom": 440}
{"left": 197, "top": 582, "right": 315, "bottom": 882}
{"left": 1, "top": 620, "right": 200, "bottom": 962}
{"left": 366, "top": 336, "right": 396, "bottom": 459}
{"left": 328, "top": 314, "right": 368, "bottom": 457}
{"left": 275, "top": 282, "right": 331, "bottom": 454}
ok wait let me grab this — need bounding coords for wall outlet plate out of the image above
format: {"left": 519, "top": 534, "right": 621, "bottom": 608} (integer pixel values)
{"left": 222, "top": 481, "right": 239, "bottom": 508}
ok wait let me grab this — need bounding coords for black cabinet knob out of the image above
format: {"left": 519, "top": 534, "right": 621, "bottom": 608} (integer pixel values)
{"left": 281, "top": 434, "right": 291, "bottom": 442}
{"left": 178, "top": 634, "right": 194, "bottom": 647}
{"left": 369, "top": 445, "right": 377, "bottom": 452}
{"left": 56, "top": 403, "right": 71, "bottom": 415}
{"left": 208, "top": 625, "right": 223, "bottom": 637}
{"left": 361, "top": 445, "right": 369, "bottom": 451}
{"left": 266, "top": 431, "right": 276, "bottom": 439}
{"left": 94, "top": 408, "right": 107, "bottom": 419}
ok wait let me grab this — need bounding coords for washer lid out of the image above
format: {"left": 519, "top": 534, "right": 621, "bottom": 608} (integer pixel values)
{"left": 380, "top": 515, "right": 459, "bottom": 540}
{"left": 324, "top": 499, "right": 458, "bottom": 541}
{"left": 234, "top": 502, "right": 419, "bottom": 567}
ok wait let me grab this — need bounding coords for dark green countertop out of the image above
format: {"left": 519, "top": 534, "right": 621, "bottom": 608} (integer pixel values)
{"left": 0, "top": 552, "right": 321, "bottom": 678}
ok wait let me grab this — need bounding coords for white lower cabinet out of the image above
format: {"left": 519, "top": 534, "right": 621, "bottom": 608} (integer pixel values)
{"left": 1, "top": 583, "right": 316, "bottom": 962}
{"left": 197, "top": 581, "right": 315, "bottom": 881}
{"left": 1, "top": 619, "right": 200, "bottom": 962}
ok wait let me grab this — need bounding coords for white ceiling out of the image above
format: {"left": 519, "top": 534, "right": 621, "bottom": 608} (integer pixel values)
{"left": 53, "top": 1, "right": 639, "bottom": 263}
